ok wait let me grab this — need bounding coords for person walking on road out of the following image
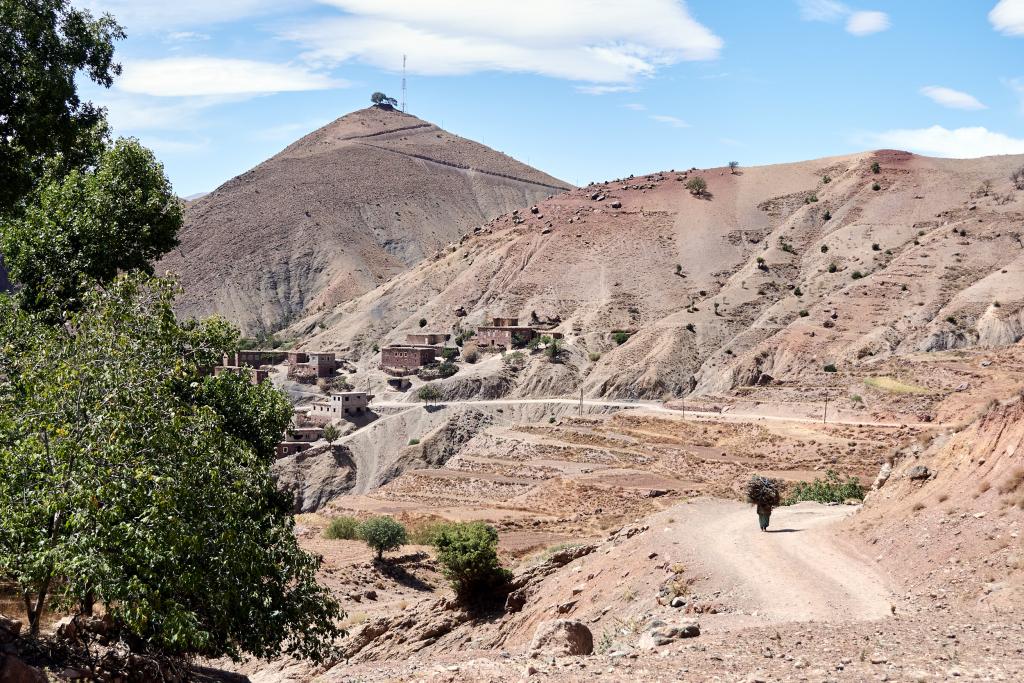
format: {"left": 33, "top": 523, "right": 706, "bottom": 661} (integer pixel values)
{"left": 756, "top": 501, "right": 773, "bottom": 531}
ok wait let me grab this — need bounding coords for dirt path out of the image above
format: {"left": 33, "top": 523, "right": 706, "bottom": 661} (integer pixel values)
{"left": 371, "top": 397, "right": 942, "bottom": 429}
{"left": 674, "top": 500, "right": 892, "bottom": 627}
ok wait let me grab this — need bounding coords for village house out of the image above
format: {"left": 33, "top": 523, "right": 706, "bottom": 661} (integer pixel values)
{"left": 213, "top": 365, "right": 269, "bottom": 384}
{"left": 284, "top": 426, "right": 323, "bottom": 443}
{"left": 476, "top": 316, "right": 537, "bottom": 349}
{"left": 225, "top": 350, "right": 286, "bottom": 368}
{"left": 381, "top": 345, "right": 437, "bottom": 373}
{"left": 311, "top": 391, "right": 373, "bottom": 418}
{"left": 275, "top": 441, "right": 313, "bottom": 457}
{"left": 405, "top": 332, "right": 450, "bottom": 346}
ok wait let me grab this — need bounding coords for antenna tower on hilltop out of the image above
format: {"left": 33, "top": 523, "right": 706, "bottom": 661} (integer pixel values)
{"left": 401, "top": 54, "right": 407, "bottom": 112}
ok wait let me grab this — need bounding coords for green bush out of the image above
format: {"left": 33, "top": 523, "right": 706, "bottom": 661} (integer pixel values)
{"left": 820, "top": 244, "right": 829, "bottom": 253}
{"left": 851, "top": 270, "right": 863, "bottom": 279}
{"left": 783, "top": 469, "right": 865, "bottom": 505}
{"left": 685, "top": 176, "right": 708, "bottom": 196}
{"left": 323, "top": 516, "right": 360, "bottom": 540}
{"left": 871, "top": 161, "right": 881, "bottom": 174}
{"left": 441, "top": 347, "right": 458, "bottom": 361}
{"left": 358, "top": 516, "right": 408, "bottom": 559}
{"left": 823, "top": 210, "right": 831, "bottom": 221}
{"left": 799, "top": 310, "right": 809, "bottom": 317}
{"left": 417, "top": 384, "right": 441, "bottom": 404}
{"left": 612, "top": 331, "right": 631, "bottom": 345}
{"left": 588, "top": 352, "right": 601, "bottom": 362}
{"left": 828, "top": 263, "right": 838, "bottom": 273}
{"left": 432, "top": 522, "right": 512, "bottom": 604}
{"left": 871, "top": 243, "right": 881, "bottom": 251}
{"left": 871, "top": 182, "right": 881, "bottom": 191}
{"left": 823, "top": 363, "right": 838, "bottom": 373}
{"left": 408, "top": 438, "right": 420, "bottom": 446}
{"left": 418, "top": 318, "right": 427, "bottom": 328}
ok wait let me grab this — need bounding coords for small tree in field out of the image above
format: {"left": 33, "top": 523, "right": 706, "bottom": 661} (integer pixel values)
{"left": 358, "top": 517, "right": 407, "bottom": 560}
{"left": 685, "top": 176, "right": 708, "bottom": 196}
{"left": 432, "top": 522, "right": 512, "bottom": 604}
{"left": 417, "top": 383, "right": 442, "bottom": 404}
{"left": 322, "top": 423, "right": 341, "bottom": 441}
{"left": 728, "top": 161, "right": 739, "bottom": 174}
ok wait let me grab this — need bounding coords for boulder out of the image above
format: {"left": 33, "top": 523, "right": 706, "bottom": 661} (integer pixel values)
{"left": 0, "top": 655, "right": 48, "bottom": 683}
{"left": 528, "top": 620, "right": 593, "bottom": 656}
{"left": 907, "top": 465, "right": 931, "bottom": 480}
{"left": 0, "top": 615, "right": 21, "bottom": 645}
{"left": 637, "top": 620, "right": 700, "bottom": 649}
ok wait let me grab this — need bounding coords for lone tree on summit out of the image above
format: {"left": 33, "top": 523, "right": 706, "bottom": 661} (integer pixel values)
{"left": 371, "top": 91, "right": 399, "bottom": 109}
{"left": 728, "top": 161, "right": 740, "bottom": 174}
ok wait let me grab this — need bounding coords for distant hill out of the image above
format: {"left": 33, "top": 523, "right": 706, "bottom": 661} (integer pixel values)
{"left": 159, "top": 106, "right": 571, "bottom": 334}
{"left": 291, "top": 150, "right": 1024, "bottom": 402}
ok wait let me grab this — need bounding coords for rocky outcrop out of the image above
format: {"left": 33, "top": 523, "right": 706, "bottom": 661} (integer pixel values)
{"left": 272, "top": 443, "right": 356, "bottom": 512}
{"left": 528, "top": 619, "right": 593, "bottom": 656}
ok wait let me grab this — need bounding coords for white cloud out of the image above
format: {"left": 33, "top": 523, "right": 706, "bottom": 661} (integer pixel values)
{"left": 166, "top": 31, "right": 210, "bottom": 42}
{"left": 623, "top": 103, "right": 647, "bottom": 111}
{"left": 990, "top": 0, "right": 1024, "bottom": 35}
{"left": 798, "top": 0, "right": 848, "bottom": 22}
{"left": 845, "top": 11, "right": 889, "bottom": 35}
{"left": 650, "top": 114, "right": 690, "bottom": 128}
{"left": 865, "top": 125, "right": 1024, "bottom": 158}
{"left": 118, "top": 58, "right": 342, "bottom": 97}
{"left": 799, "top": 2, "right": 889, "bottom": 36}
{"left": 80, "top": 0, "right": 282, "bottom": 31}
{"left": 575, "top": 85, "right": 639, "bottom": 95}
{"left": 919, "top": 86, "right": 987, "bottom": 110}
{"left": 289, "top": 0, "right": 722, "bottom": 84}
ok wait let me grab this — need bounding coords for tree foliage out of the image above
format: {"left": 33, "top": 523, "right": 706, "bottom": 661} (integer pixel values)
{"left": 685, "top": 176, "right": 708, "bottom": 196}
{"left": 358, "top": 517, "right": 407, "bottom": 559}
{"left": 0, "top": 0, "right": 125, "bottom": 214}
{"left": 417, "top": 383, "right": 442, "bottom": 404}
{"left": 370, "top": 91, "right": 399, "bottom": 108}
{"left": 0, "top": 138, "right": 182, "bottom": 314}
{"left": 0, "top": 275, "right": 342, "bottom": 661}
{"left": 783, "top": 469, "right": 865, "bottom": 505}
{"left": 432, "top": 522, "right": 512, "bottom": 604}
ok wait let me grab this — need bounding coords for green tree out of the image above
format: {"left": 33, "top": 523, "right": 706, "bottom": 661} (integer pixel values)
{"left": 322, "top": 423, "right": 341, "bottom": 442}
{"left": 1, "top": 138, "right": 182, "bottom": 314}
{"left": 370, "top": 92, "right": 398, "bottom": 108}
{"left": 417, "top": 383, "right": 442, "bottom": 404}
{"left": 432, "top": 522, "right": 512, "bottom": 604}
{"left": 0, "top": 0, "right": 124, "bottom": 214}
{"left": 358, "top": 516, "right": 407, "bottom": 559}
{"left": 0, "top": 275, "right": 342, "bottom": 661}
{"left": 545, "top": 336, "right": 563, "bottom": 361}
{"left": 728, "top": 161, "right": 739, "bottom": 174}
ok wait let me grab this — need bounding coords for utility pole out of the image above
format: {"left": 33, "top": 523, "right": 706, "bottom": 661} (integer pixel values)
{"left": 822, "top": 390, "right": 829, "bottom": 424}
{"left": 401, "top": 54, "right": 407, "bottom": 113}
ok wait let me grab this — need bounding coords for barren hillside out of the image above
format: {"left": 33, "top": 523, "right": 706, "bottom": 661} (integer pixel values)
{"left": 291, "top": 150, "right": 1024, "bottom": 406}
{"left": 159, "top": 106, "right": 571, "bottom": 334}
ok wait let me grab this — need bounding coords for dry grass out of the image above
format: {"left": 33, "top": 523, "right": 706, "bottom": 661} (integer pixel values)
{"left": 997, "top": 468, "right": 1024, "bottom": 495}
{"left": 864, "top": 376, "right": 931, "bottom": 395}
{"left": 911, "top": 501, "right": 926, "bottom": 512}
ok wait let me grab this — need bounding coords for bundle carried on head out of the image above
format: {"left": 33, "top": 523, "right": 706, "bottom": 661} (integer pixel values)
{"left": 746, "top": 475, "right": 782, "bottom": 506}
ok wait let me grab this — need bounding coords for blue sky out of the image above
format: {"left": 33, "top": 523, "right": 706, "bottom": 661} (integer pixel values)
{"left": 80, "top": 0, "right": 1024, "bottom": 196}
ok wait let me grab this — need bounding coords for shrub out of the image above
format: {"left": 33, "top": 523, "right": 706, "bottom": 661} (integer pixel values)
{"left": 527, "top": 335, "right": 541, "bottom": 351}
{"left": 799, "top": 310, "right": 809, "bottom": 317}
{"left": 1012, "top": 165, "right": 1024, "bottom": 191}
{"left": 823, "top": 363, "right": 838, "bottom": 373}
{"left": 545, "top": 337, "right": 563, "bottom": 361}
{"left": 407, "top": 519, "right": 455, "bottom": 545}
{"left": 432, "top": 522, "right": 512, "bottom": 604}
{"left": 828, "top": 263, "right": 838, "bottom": 273}
{"left": 418, "top": 318, "right": 427, "bottom": 328}
{"left": 408, "top": 438, "right": 420, "bottom": 446}
{"left": 820, "top": 244, "right": 829, "bottom": 253}
{"left": 871, "top": 182, "right": 881, "bottom": 191}
{"left": 588, "top": 352, "right": 601, "bottom": 362}
{"left": 548, "top": 417, "right": 556, "bottom": 424}
{"left": 851, "top": 270, "right": 863, "bottom": 279}
{"left": 794, "top": 286, "right": 803, "bottom": 296}
{"left": 322, "top": 423, "right": 341, "bottom": 441}
{"left": 323, "top": 516, "right": 360, "bottom": 540}
{"left": 946, "top": 316, "right": 956, "bottom": 325}
{"left": 805, "top": 194, "right": 818, "bottom": 203}
{"left": 675, "top": 263, "right": 683, "bottom": 275}
{"left": 441, "top": 347, "right": 458, "bottom": 362}
{"left": 871, "top": 161, "right": 880, "bottom": 174}
{"left": 871, "top": 243, "right": 881, "bottom": 251}
{"left": 437, "top": 361, "right": 458, "bottom": 378}
{"left": 612, "top": 331, "right": 631, "bottom": 345}
{"left": 685, "top": 176, "right": 707, "bottom": 196}
{"left": 780, "top": 241, "right": 796, "bottom": 254}
{"left": 685, "top": 323, "right": 696, "bottom": 333}
{"left": 462, "top": 343, "right": 479, "bottom": 363}
{"left": 823, "top": 210, "right": 831, "bottom": 221}
{"left": 822, "top": 174, "right": 831, "bottom": 183}
{"left": 358, "top": 516, "right": 407, "bottom": 559}
{"left": 784, "top": 469, "right": 865, "bottom": 505}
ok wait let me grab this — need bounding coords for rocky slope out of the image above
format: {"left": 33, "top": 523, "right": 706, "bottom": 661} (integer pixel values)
{"left": 159, "top": 106, "right": 571, "bottom": 334}
{"left": 290, "top": 150, "right": 1024, "bottom": 403}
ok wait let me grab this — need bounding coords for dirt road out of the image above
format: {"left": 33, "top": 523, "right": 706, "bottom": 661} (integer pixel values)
{"left": 671, "top": 499, "right": 892, "bottom": 627}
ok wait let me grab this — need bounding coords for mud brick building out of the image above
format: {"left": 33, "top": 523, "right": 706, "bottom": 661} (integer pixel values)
{"left": 381, "top": 345, "right": 437, "bottom": 373}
